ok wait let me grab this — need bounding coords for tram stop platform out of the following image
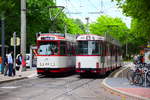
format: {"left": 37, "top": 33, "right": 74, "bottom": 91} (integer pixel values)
{"left": 0, "top": 68, "right": 37, "bottom": 84}
{"left": 102, "top": 77, "right": 150, "bottom": 100}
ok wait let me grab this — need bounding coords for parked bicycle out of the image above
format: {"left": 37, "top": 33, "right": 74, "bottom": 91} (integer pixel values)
{"left": 127, "top": 63, "right": 150, "bottom": 86}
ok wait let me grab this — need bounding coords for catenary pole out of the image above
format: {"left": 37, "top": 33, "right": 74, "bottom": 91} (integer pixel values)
{"left": 21, "top": 0, "right": 26, "bottom": 71}
{"left": 85, "top": 17, "right": 89, "bottom": 34}
{"left": 13, "top": 32, "right": 16, "bottom": 70}
{"left": 1, "top": 13, "right": 5, "bottom": 74}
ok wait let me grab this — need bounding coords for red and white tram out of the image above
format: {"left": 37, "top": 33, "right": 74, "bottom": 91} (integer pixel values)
{"left": 36, "top": 33, "right": 76, "bottom": 75}
{"left": 76, "top": 34, "right": 122, "bottom": 75}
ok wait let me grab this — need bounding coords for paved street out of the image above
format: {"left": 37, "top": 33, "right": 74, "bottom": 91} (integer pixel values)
{"left": 1, "top": 62, "right": 149, "bottom": 100}
{"left": 0, "top": 73, "right": 132, "bottom": 100}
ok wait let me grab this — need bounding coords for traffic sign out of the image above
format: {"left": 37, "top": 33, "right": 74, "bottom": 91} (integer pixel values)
{"left": 11, "top": 37, "right": 20, "bottom": 46}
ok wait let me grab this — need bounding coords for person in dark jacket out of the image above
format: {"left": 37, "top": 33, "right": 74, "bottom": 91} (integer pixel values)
{"left": 4, "top": 55, "right": 8, "bottom": 76}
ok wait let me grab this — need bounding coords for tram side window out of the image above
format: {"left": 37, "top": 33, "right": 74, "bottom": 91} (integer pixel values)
{"left": 38, "top": 42, "right": 58, "bottom": 55}
{"left": 60, "top": 41, "right": 67, "bottom": 55}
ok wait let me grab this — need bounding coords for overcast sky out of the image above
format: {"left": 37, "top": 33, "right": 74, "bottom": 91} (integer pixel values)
{"left": 56, "top": 0, "right": 131, "bottom": 28}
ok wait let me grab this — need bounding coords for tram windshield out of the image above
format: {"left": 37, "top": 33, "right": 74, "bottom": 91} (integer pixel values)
{"left": 38, "top": 42, "right": 58, "bottom": 55}
{"left": 77, "top": 41, "right": 100, "bottom": 55}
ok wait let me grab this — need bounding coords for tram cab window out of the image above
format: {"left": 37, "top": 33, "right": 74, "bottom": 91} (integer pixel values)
{"left": 78, "top": 41, "right": 100, "bottom": 55}
{"left": 38, "top": 42, "right": 58, "bottom": 55}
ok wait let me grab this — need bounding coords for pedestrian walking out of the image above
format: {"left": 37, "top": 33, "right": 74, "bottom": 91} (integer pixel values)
{"left": 7, "top": 51, "right": 14, "bottom": 76}
{"left": 4, "top": 55, "right": 8, "bottom": 76}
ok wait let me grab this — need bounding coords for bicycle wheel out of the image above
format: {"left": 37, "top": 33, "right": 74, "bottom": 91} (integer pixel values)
{"left": 126, "top": 69, "right": 134, "bottom": 84}
{"left": 146, "top": 71, "right": 150, "bottom": 83}
{"left": 132, "top": 73, "right": 143, "bottom": 86}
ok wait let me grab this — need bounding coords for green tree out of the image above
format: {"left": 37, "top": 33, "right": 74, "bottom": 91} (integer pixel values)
{"left": 0, "top": 0, "right": 20, "bottom": 46}
{"left": 90, "top": 15, "right": 131, "bottom": 58}
{"left": 114, "top": 0, "right": 150, "bottom": 46}
{"left": 65, "top": 18, "right": 85, "bottom": 34}
{"left": 0, "top": 0, "right": 85, "bottom": 52}
{"left": 90, "top": 15, "right": 128, "bottom": 44}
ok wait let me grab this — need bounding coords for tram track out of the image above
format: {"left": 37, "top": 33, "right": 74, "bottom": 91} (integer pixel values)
{"left": 50, "top": 78, "right": 96, "bottom": 100}
{"left": 23, "top": 75, "right": 95, "bottom": 100}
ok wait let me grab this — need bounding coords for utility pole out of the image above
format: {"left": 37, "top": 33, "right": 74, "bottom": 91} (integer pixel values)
{"left": 64, "top": 24, "right": 67, "bottom": 34}
{"left": 21, "top": 0, "right": 26, "bottom": 71}
{"left": 13, "top": 32, "right": 16, "bottom": 70}
{"left": 1, "top": 13, "right": 5, "bottom": 74}
{"left": 85, "top": 17, "right": 89, "bottom": 34}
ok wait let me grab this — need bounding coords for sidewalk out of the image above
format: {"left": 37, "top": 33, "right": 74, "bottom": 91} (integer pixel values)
{"left": 0, "top": 68, "right": 37, "bottom": 84}
{"left": 102, "top": 78, "right": 150, "bottom": 100}
{"left": 102, "top": 62, "right": 150, "bottom": 100}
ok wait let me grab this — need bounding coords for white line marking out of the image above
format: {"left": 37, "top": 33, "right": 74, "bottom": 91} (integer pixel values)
{"left": 0, "top": 86, "right": 21, "bottom": 89}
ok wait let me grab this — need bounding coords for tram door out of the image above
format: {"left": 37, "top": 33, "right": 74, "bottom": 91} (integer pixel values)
{"left": 101, "top": 42, "right": 105, "bottom": 69}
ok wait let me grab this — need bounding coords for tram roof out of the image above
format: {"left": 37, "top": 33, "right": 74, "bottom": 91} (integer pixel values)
{"left": 37, "top": 33, "right": 76, "bottom": 42}
{"left": 76, "top": 34, "right": 121, "bottom": 46}
{"left": 76, "top": 34, "right": 105, "bottom": 41}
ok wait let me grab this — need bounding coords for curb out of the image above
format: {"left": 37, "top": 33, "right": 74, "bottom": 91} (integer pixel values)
{"left": 102, "top": 78, "right": 149, "bottom": 100}
{"left": 0, "top": 76, "right": 27, "bottom": 84}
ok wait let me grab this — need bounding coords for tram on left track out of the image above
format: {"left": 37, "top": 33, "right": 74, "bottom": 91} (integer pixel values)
{"left": 36, "top": 33, "right": 76, "bottom": 75}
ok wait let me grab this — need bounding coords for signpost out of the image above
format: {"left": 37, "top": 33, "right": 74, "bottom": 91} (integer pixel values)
{"left": 11, "top": 32, "right": 20, "bottom": 70}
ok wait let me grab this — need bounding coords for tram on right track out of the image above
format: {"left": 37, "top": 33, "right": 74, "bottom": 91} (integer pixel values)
{"left": 76, "top": 34, "right": 122, "bottom": 75}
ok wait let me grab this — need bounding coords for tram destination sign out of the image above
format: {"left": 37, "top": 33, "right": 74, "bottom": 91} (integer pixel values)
{"left": 77, "top": 34, "right": 104, "bottom": 41}
{"left": 41, "top": 36, "right": 55, "bottom": 40}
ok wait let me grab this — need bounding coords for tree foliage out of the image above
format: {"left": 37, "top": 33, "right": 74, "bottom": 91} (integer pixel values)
{"left": 65, "top": 18, "right": 85, "bottom": 34}
{"left": 114, "top": 0, "right": 150, "bottom": 54}
{"left": 89, "top": 15, "right": 133, "bottom": 57}
{"left": 0, "top": 0, "right": 85, "bottom": 52}
{"left": 90, "top": 15, "right": 128, "bottom": 44}
{"left": 0, "top": 0, "right": 20, "bottom": 46}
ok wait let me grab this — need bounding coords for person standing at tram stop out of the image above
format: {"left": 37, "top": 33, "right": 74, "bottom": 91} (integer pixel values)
{"left": 139, "top": 54, "right": 145, "bottom": 64}
{"left": 19, "top": 53, "right": 26, "bottom": 72}
{"left": 0, "top": 56, "right": 2, "bottom": 73}
{"left": 17, "top": 53, "right": 22, "bottom": 71}
{"left": 4, "top": 55, "right": 9, "bottom": 76}
{"left": 136, "top": 53, "right": 145, "bottom": 64}
{"left": 7, "top": 51, "right": 15, "bottom": 76}
{"left": 18, "top": 53, "right": 26, "bottom": 72}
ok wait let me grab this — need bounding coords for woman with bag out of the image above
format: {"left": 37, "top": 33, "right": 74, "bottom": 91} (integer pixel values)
{"left": 19, "top": 54, "right": 26, "bottom": 72}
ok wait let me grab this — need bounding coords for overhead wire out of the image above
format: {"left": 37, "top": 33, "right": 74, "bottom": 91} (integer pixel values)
{"left": 66, "top": 0, "right": 85, "bottom": 23}
{"left": 87, "top": 0, "right": 99, "bottom": 11}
